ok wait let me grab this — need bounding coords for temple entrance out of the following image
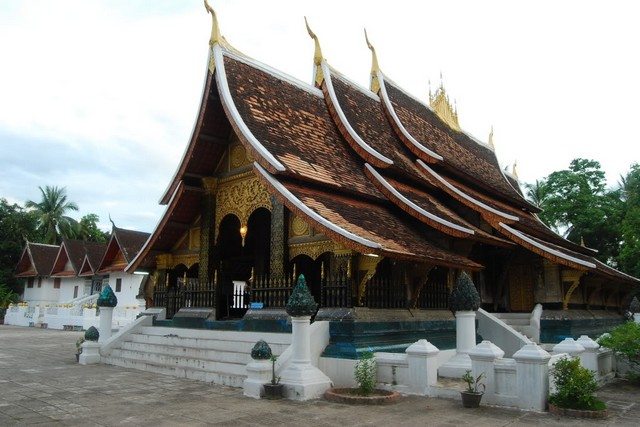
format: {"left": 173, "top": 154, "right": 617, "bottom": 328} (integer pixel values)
{"left": 216, "top": 209, "right": 271, "bottom": 319}
{"left": 508, "top": 264, "right": 535, "bottom": 312}
{"left": 291, "top": 252, "right": 330, "bottom": 304}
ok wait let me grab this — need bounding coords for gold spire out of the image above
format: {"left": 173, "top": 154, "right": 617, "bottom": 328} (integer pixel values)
{"left": 305, "top": 17, "right": 325, "bottom": 86}
{"left": 364, "top": 29, "right": 381, "bottom": 93}
{"left": 204, "top": 0, "right": 221, "bottom": 46}
{"left": 429, "top": 75, "right": 460, "bottom": 131}
{"left": 512, "top": 161, "right": 519, "bottom": 180}
{"left": 488, "top": 126, "right": 495, "bottom": 149}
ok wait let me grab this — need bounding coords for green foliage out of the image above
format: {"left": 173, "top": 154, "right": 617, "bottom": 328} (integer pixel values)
{"left": 630, "top": 297, "right": 640, "bottom": 314}
{"left": 251, "top": 339, "right": 272, "bottom": 360}
{"left": 270, "top": 355, "right": 280, "bottom": 385}
{"left": 0, "top": 199, "right": 39, "bottom": 293}
{"left": 84, "top": 326, "right": 99, "bottom": 342}
{"left": 76, "top": 337, "right": 85, "bottom": 354}
{"left": 0, "top": 284, "right": 20, "bottom": 308}
{"left": 25, "top": 185, "right": 79, "bottom": 244}
{"left": 617, "top": 164, "right": 640, "bottom": 278}
{"left": 96, "top": 285, "right": 118, "bottom": 307}
{"left": 549, "top": 356, "right": 605, "bottom": 410}
{"left": 354, "top": 352, "right": 376, "bottom": 396}
{"left": 285, "top": 274, "right": 318, "bottom": 317}
{"left": 71, "top": 214, "right": 109, "bottom": 243}
{"left": 597, "top": 321, "right": 640, "bottom": 380}
{"left": 462, "top": 370, "right": 485, "bottom": 393}
{"left": 449, "top": 272, "right": 480, "bottom": 312}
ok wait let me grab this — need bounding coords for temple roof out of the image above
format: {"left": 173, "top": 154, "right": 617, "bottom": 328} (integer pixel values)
{"left": 98, "top": 227, "right": 150, "bottom": 273}
{"left": 50, "top": 239, "right": 87, "bottom": 277}
{"left": 128, "top": 19, "right": 638, "bottom": 285}
{"left": 78, "top": 242, "right": 108, "bottom": 277}
{"left": 15, "top": 242, "right": 59, "bottom": 277}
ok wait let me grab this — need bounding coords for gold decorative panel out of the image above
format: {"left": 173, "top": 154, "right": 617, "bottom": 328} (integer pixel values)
{"left": 189, "top": 227, "right": 201, "bottom": 251}
{"left": 290, "top": 215, "right": 310, "bottom": 237}
{"left": 289, "top": 240, "right": 343, "bottom": 261}
{"left": 155, "top": 253, "right": 199, "bottom": 270}
{"left": 215, "top": 172, "right": 272, "bottom": 230}
{"left": 229, "top": 144, "right": 252, "bottom": 169}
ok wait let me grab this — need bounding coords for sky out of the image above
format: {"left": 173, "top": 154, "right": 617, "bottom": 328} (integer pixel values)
{"left": 1, "top": 0, "right": 638, "bottom": 233}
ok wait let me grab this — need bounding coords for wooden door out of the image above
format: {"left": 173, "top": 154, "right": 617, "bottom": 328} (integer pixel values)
{"left": 508, "top": 264, "right": 535, "bottom": 312}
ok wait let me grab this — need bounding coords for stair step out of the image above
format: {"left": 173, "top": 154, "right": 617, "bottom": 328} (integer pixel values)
{"left": 492, "top": 313, "right": 530, "bottom": 320}
{"left": 109, "top": 348, "right": 247, "bottom": 376}
{"left": 125, "top": 333, "right": 289, "bottom": 354}
{"left": 119, "top": 341, "right": 254, "bottom": 364}
{"left": 501, "top": 318, "right": 530, "bottom": 326}
{"left": 102, "top": 355, "right": 245, "bottom": 387}
{"left": 136, "top": 326, "right": 291, "bottom": 345}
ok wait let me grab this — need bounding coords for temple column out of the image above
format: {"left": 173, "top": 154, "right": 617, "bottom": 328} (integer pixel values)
{"left": 200, "top": 178, "right": 217, "bottom": 287}
{"left": 270, "top": 196, "right": 286, "bottom": 277}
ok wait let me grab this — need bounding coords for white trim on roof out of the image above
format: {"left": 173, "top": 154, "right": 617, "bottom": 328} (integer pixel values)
{"left": 330, "top": 66, "right": 380, "bottom": 101}
{"left": 224, "top": 49, "right": 323, "bottom": 98}
{"left": 499, "top": 223, "right": 596, "bottom": 269}
{"left": 365, "top": 164, "right": 473, "bottom": 235}
{"left": 416, "top": 159, "right": 519, "bottom": 222}
{"left": 215, "top": 45, "right": 286, "bottom": 172}
{"left": 255, "top": 162, "right": 381, "bottom": 249}
{"left": 321, "top": 61, "right": 393, "bottom": 166}
{"left": 377, "top": 72, "right": 443, "bottom": 162}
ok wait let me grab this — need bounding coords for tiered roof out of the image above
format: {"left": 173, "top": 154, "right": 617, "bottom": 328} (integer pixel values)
{"left": 14, "top": 242, "right": 60, "bottom": 277}
{"left": 98, "top": 227, "right": 150, "bottom": 273}
{"left": 128, "top": 6, "right": 638, "bottom": 287}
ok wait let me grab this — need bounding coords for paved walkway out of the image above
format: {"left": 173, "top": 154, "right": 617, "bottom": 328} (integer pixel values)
{"left": 0, "top": 325, "right": 638, "bottom": 426}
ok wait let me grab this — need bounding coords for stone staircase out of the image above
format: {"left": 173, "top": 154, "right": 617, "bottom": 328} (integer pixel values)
{"left": 102, "top": 326, "right": 291, "bottom": 387}
{"left": 490, "top": 313, "right": 535, "bottom": 341}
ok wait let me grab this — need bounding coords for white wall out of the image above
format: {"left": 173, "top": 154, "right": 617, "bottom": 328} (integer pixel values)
{"left": 105, "top": 272, "right": 144, "bottom": 307}
{"left": 58, "top": 277, "right": 87, "bottom": 302}
{"left": 21, "top": 277, "right": 58, "bottom": 306}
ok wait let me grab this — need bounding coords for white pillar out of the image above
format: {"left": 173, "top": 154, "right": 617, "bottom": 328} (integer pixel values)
{"left": 513, "top": 343, "right": 551, "bottom": 411}
{"left": 634, "top": 313, "right": 640, "bottom": 324}
{"left": 98, "top": 307, "right": 114, "bottom": 343}
{"left": 552, "top": 337, "right": 585, "bottom": 357}
{"left": 406, "top": 339, "right": 440, "bottom": 394}
{"left": 79, "top": 342, "right": 101, "bottom": 365}
{"left": 279, "top": 316, "right": 332, "bottom": 400}
{"left": 243, "top": 359, "right": 272, "bottom": 399}
{"left": 439, "top": 310, "right": 476, "bottom": 378}
{"left": 468, "top": 340, "right": 504, "bottom": 405}
{"left": 576, "top": 335, "right": 599, "bottom": 373}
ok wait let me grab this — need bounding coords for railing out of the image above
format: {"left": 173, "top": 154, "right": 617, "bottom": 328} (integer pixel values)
{"left": 320, "top": 272, "right": 352, "bottom": 308}
{"left": 251, "top": 275, "right": 294, "bottom": 308}
{"left": 365, "top": 276, "right": 406, "bottom": 308}
{"left": 415, "top": 278, "right": 449, "bottom": 310}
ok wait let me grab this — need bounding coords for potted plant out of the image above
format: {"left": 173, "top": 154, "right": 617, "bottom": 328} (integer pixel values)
{"left": 461, "top": 370, "right": 485, "bottom": 408}
{"left": 75, "top": 336, "right": 85, "bottom": 362}
{"left": 263, "top": 355, "right": 283, "bottom": 399}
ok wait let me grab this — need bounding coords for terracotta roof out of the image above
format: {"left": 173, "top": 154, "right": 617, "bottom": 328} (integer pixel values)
{"left": 113, "top": 227, "right": 150, "bottom": 264}
{"left": 84, "top": 242, "right": 107, "bottom": 271}
{"left": 221, "top": 52, "right": 380, "bottom": 199}
{"left": 382, "top": 77, "right": 535, "bottom": 209}
{"left": 255, "top": 163, "right": 482, "bottom": 270}
{"left": 15, "top": 243, "right": 59, "bottom": 277}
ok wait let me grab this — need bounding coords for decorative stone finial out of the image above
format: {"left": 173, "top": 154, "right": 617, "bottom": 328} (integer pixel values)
{"left": 204, "top": 0, "right": 221, "bottom": 47}
{"left": 449, "top": 272, "right": 481, "bottom": 312}
{"left": 285, "top": 274, "right": 318, "bottom": 317}
{"left": 97, "top": 285, "right": 118, "bottom": 308}
{"left": 251, "top": 339, "right": 273, "bottom": 360}
{"left": 304, "top": 17, "right": 325, "bottom": 87}
{"left": 84, "top": 326, "right": 99, "bottom": 342}
{"left": 488, "top": 126, "right": 495, "bottom": 150}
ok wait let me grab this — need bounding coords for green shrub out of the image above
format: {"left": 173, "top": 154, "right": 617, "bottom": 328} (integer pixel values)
{"left": 449, "top": 272, "right": 480, "bottom": 312}
{"left": 549, "top": 356, "right": 605, "bottom": 410}
{"left": 598, "top": 321, "right": 640, "bottom": 383}
{"left": 354, "top": 352, "right": 376, "bottom": 396}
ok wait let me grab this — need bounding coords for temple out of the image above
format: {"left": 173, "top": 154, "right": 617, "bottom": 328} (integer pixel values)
{"left": 127, "top": 5, "right": 638, "bottom": 353}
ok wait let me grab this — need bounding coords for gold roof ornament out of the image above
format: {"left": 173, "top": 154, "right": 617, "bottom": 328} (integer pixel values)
{"left": 429, "top": 74, "right": 461, "bottom": 131}
{"left": 364, "top": 29, "right": 381, "bottom": 93}
{"left": 512, "top": 161, "right": 519, "bottom": 180}
{"left": 488, "top": 126, "right": 495, "bottom": 149}
{"left": 204, "top": 0, "right": 221, "bottom": 47}
{"left": 304, "top": 17, "right": 325, "bottom": 87}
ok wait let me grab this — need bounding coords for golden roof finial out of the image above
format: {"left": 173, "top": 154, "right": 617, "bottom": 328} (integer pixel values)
{"left": 429, "top": 72, "right": 460, "bottom": 131}
{"left": 203, "top": 0, "right": 221, "bottom": 47}
{"left": 488, "top": 126, "right": 495, "bottom": 149}
{"left": 512, "top": 161, "right": 519, "bottom": 179}
{"left": 304, "top": 17, "right": 325, "bottom": 87}
{"left": 364, "top": 29, "right": 381, "bottom": 93}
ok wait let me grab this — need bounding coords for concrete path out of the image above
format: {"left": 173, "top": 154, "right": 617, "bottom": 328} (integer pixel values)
{"left": 0, "top": 325, "right": 638, "bottom": 426}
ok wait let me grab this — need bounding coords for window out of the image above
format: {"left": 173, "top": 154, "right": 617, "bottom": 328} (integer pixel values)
{"left": 73, "top": 286, "right": 78, "bottom": 299}
{"left": 37, "top": 277, "right": 42, "bottom": 288}
{"left": 27, "top": 278, "right": 34, "bottom": 288}
{"left": 116, "top": 278, "right": 122, "bottom": 292}
{"left": 54, "top": 278, "right": 61, "bottom": 289}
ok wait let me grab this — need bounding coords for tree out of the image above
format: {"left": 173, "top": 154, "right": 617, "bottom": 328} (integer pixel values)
{"left": 0, "top": 199, "right": 39, "bottom": 293}
{"left": 617, "top": 164, "right": 640, "bottom": 278}
{"left": 533, "top": 159, "right": 623, "bottom": 264}
{"left": 25, "top": 186, "right": 79, "bottom": 244}
{"left": 524, "top": 179, "right": 549, "bottom": 211}
{"left": 73, "top": 214, "right": 109, "bottom": 243}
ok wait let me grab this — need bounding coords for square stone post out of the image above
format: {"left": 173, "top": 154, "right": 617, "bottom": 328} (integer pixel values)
{"left": 244, "top": 359, "right": 272, "bottom": 399}
{"left": 513, "top": 344, "right": 551, "bottom": 411}
{"left": 439, "top": 310, "right": 476, "bottom": 378}
{"left": 576, "top": 335, "right": 600, "bottom": 373}
{"left": 79, "top": 342, "right": 101, "bottom": 365}
{"left": 552, "top": 337, "right": 585, "bottom": 357}
{"left": 468, "top": 340, "right": 504, "bottom": 404}
{"left": 98, "top": 307, "right": 114, "bottom": 343}
{"left": 405, "top": 339, "right": 439, "bottom": 394}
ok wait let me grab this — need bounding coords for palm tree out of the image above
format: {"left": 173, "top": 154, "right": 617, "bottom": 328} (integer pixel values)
{"left": 25, "top": 186, "right": 79, "bottom": 244}
{"left": 524, "top": 179, "right": 549, "bottom": 209}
